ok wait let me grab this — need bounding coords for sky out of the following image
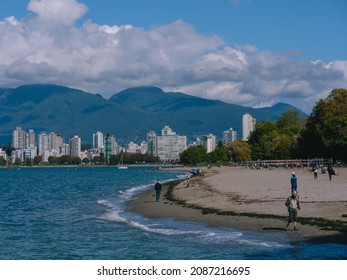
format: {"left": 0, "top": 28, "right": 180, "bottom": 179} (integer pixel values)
{"left": 0, "top": 0, "right": 346, "bottom": 113}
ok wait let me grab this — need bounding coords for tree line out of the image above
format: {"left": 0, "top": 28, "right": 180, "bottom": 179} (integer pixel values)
{"left": 180, "top": 88, "right": 347, "bottom": 165}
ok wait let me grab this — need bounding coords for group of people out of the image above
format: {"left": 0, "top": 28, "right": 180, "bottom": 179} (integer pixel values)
{"left": 313, "top": 163, "right": 335, "bottom": 180}
{"left": 153, "top": 167, "right": 334, "bottom": 231}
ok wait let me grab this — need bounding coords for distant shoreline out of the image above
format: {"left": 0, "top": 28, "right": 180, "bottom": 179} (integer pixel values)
{"left": 127, "top": 166, "right": 347, "bottom": 244}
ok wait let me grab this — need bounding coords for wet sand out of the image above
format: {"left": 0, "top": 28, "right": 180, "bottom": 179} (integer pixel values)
{"left": 127, "top": 166, "right": 347, "bottom": 243}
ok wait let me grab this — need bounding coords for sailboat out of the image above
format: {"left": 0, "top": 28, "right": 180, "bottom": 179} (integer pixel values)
{"left": 118, "top": 152, "right": 128, "bottom": 169}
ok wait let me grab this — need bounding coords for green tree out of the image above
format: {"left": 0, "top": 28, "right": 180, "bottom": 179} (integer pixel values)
{"left": 248, "top": 110, "right": 305, "bottom": 160}
{"left": 298, "top": 88, "right": 347, "bottom": 160}
{"left": 59, "top": 155, "right": 72, "bottom": 165}
{"left": 268, "top": 135, "right": 291, "bottom": 159}
{"left": 248, "top": 121, "right": 278, "bottom": 159}
{"left": 277, "top": 110, "right": 304, "bottom": 135}
{"left": 108, "top": 155, "right": 118, "bottom": 165}
{"left": 82, "top": 157, "right": 90, "bottom": 164}
{"left": 209, "top": 141, "right": 230, "bottom": 165}
{"left": 25, "top": 158, "right": 33, "bottom": 166}
{"left": 34, "top": 155, "right": 43, "bottom": 165}
{"left": 14, "top": 158, "right": 22, "bottom": 166}
{"left": 228, "top": 140, "right": 251, "bottom": 162}
{"left": 0, "top": 156, "right": 7, "bottom": 166}
{"left": 92, "top": 155, "right": 101, "bottom": 165}
{"left": 179, "top": 145, "right": 207, "bottom": 166}
{"left": 48, "top": 156, "right": 57, "bottom": 164}
{"left": 71, "top": 157, "right": 81, "bottom": 165}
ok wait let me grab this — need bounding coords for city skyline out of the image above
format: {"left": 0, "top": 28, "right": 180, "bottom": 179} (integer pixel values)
{"left": 7, "top": 122, "right": 232, "bottom": 162}
{"left": 4, "top": 112, "right": 255, "bottom": 163}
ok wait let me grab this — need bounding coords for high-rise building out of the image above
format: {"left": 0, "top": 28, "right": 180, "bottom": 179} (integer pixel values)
{"left": 140, "top": 141, "right": 147, "bottom": 155}
{"left": 38, "top": 132, "right": 49, "bottom": 156}
{"left": 12, "top": 127, "right": 25, "bottom": 149}
{"left": 104, "top": 133, "right": 112, "bottom": 163}
{"left": 12, "top": 127, "right": 36, "bottom": 150}
{"left": 201, "top": 134, "right": 217, "bottom": 153}
{"left": 146, "top": 131, "right": 157, "bottom": 156}
{"left": 69, "top": 136, "right": 81, "bottom": 158}
{"left": 50, "top": 132, "right": 64, "bottom": 150}
{"left": 242, "top": 113, "right": 256, "bottom": 141}
{"left": 27, "top": 129, "right": 36, "bottom": 149}
{"left": 156, "top": 126, "right": 187, "bottom": 162}
{"left": 93, "top": 131, "right": 104, "bottom": 149}
{"left": 223, "top": 128, "right": 237, "bottom": 144}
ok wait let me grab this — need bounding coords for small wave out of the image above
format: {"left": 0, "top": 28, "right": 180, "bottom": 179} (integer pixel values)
{"left": 236, "top": 238, "right": 290, "bottom": 248}
{"left": 101, "top": 210, "right": 128, "bottom": 224}
{"left": 97, "top": 199, "right": 114, "bottom": 208}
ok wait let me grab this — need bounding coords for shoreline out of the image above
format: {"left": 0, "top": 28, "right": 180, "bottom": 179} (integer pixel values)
{"left": 127, "top": 166, "right": 347, "bottom": 244}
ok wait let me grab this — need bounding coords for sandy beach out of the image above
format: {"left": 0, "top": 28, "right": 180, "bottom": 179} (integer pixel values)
{"left": 127, "top": 166, "right": 347, "bottom": 243}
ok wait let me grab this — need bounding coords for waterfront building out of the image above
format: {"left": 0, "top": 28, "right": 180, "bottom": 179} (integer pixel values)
{"left": 38, "top": 132, "right": 49, "bottom": 156}
{"left": 12, "top": 127, "right": 37, "bottom": 150}
{"left": 12, "top": 127, "right": 25, "bottom": 149}
{"left": 146, "top": 131, "right": 157, "bottom": 156}
{"left": 93, "top": 131, "right": 104, "bottom": 149}
{"left": 49, "top": 132, "right": 64, "bottom": 150}
{"left": 0, "top": 149, "right": 7, "bottom": 159}
{"left": 201, "top": 134, "right": 217, "bottom": 153}
{"left": 59, "top": 143, "right": 70, "bottom": 156}
{"left": 24, "top": 148, "right": 37, "bottom": 160}
{"left": 104, "top": 133, "right": 112, "bottom": 163}
{"left": 156, "top": 126, "right": 187, "bottom": 162}
{"left": 27, "top": 129, "right": 36, "bottom": 149}
{"left": 242, "top": 113, "right": 256, "bottom": 141}
{"left": 69, "top": 136, "right": 81, "bottom": 158}
{"left": 140, "top": 141, "right": 147, "bottom": 155}
{"left": 223, "top": 128, "right": 237, "bottom": 144}
{"left": 126, "top": 141, "right": 141, "bottom": 154}
{"left": 12, "top": 149, "right": 23, "bottom": 163}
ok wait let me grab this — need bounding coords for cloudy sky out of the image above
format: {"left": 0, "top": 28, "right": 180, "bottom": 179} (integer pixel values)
{"left": 0, "top": 0, "right": 346, "bottom": 113}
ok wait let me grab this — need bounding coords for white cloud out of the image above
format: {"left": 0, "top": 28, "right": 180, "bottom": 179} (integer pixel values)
{"left": 0, "top": 0, "right": 346, "bottom": 113}
{"left": 27, "top": 0, "right": 88, "bottom": 26}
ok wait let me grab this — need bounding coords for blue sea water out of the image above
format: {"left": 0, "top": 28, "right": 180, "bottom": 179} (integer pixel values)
{"left": 0, "top": 167, "right": 346, "bottom": 260}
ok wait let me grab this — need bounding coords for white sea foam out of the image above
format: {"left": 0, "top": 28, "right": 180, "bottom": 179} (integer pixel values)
{"left": 97, "top": 175, "right": 288, "bottom": 249}
{"left": 236, "top": 238, "right": 290, "bottom": 248}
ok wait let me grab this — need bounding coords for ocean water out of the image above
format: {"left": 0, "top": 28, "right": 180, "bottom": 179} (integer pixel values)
{"left": 0, "top": 167, "right": 346, "bottom": 260}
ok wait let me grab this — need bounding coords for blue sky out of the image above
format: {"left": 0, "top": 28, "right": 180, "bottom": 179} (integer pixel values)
{"left": 0, "top": 0, "right": 346, "bottom": 113}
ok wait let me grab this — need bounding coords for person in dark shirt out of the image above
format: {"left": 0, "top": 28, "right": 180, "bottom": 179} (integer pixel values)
{"left": 154, "top": 180, "right": 162, "bottom": 202}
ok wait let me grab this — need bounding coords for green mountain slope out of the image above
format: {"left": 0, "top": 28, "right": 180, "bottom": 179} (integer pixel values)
{"left": 0, "top": 84, "right": 306, "bottom": 144}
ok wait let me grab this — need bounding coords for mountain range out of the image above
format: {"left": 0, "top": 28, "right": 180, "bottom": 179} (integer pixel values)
{"left": 0, "top": 84, "right": 306, "bottom": 145}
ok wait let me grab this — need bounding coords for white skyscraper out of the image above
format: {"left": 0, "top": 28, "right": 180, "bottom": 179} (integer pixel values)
{"left": 223, "top": 128, "right": 237, "bottom": 144}
{"left": 12, "top": 127, "right": 25, "bottom": 149}
{"left": 27, "top": 129, "right": 36, "bottom": 149}
{"left": 202, "top": 134, "right": 216, "bottom": 153}
{"left": 242, "top": 113, "right": 256, "bottom": 141}
{"left": 69, "top": 136, "right": 81, "bottom": 158}
{"left": 156, "top": 126, "right": 187, "bottom": 161}
{"left": 38, "top": 132, "right": 49, "bottom": 156}
{"left": 12, "top": 127, "right": 36, "bottom": 150}
{"left": 93, "top": 131, "right": 104, "bottom": 149}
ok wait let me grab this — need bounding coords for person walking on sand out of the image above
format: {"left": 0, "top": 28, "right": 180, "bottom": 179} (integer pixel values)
{"left": 290, "top": 172, "right": 298, "bottom": 193}
{"left": 327, "top": 164, "right": 334, "bottom": 181}
{"left": 285, "top": 191, "right": 301, "bottom": 231}
{"left": 154, "top": 180, "right": 162, "bottom": 202}
{"left": 314, "top": 168, "right": 318, "bottom": 180}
